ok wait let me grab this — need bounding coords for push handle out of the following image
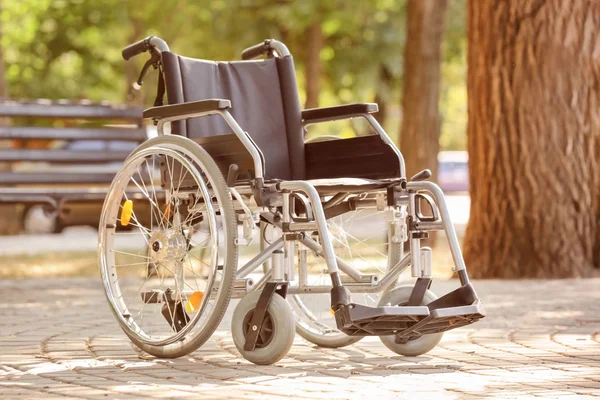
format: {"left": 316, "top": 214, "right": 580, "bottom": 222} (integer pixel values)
{"left": 122, "top": 36, "right": 152, "bottom": 60}
{"left": 226, "top": 164, "right": 239, "bottom": 187}
{"left": 241, "top": 40, "right": 273, "bottom": 60}
{"left": 410, "top": 169, "right": 432, "bottom": 182}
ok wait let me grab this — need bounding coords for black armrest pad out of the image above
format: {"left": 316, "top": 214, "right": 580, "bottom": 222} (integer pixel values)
{"left": 302, "top": 103, "right": 378, "bottom": 122}
{"left": 143, "top": 99, "right": 231, "bottom": 119}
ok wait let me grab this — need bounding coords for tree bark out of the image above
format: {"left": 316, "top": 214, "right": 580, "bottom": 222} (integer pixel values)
{"left": 304, "top": 20, "right": 323, "bottom": 109}
{"left": 399, "top": 0, "right": 447, "bottom": 182}
{"left": 464, "top": 0, "right": 600, "bottom": 278}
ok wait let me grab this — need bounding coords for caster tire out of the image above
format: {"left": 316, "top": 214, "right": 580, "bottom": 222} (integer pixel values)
{"left": 378, "top": 285, "right": 443, "bottom": 357}
{"left": 22, "top": 205, "right": 60, "bottom": 234}
{"left": 232, "top": 290, "right": 295, "bottom": 365}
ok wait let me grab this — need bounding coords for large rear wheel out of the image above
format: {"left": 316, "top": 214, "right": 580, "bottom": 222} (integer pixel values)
{"left": 99, "top": 136, "right": 237, "bottom": 358}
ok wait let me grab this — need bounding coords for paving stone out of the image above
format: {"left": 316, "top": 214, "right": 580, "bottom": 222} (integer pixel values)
{"left": 1, "top": 278, "right": 599, "bottom": 399}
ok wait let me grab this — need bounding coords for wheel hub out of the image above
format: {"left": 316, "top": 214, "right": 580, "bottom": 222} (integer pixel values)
{"left": 149, "top": 230, "right": 188, "bottom": 263}
{"left": 242, "top": 310, "right": 274, "bottom": 349}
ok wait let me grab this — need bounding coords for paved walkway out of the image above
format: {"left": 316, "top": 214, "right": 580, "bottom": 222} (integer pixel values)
{"left": 0, "top": 278, "right": 599, "bottom": 399}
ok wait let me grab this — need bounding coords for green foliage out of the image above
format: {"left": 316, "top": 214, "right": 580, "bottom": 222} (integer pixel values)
{"left": 439, "top": 0, "right": 467, "bottom": 151}
{"left": 0, "top": 0, "right": 468, "bottom": 150}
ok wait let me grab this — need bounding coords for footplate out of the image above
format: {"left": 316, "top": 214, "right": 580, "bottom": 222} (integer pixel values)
{"left": 394, "top": 301, "right": 485, "bottom": 343}
{"left": 334, "top": 283, "right": 485, "bottom": 338}
{"left": 335, "top": 304, "right": 430, "bottom": 336}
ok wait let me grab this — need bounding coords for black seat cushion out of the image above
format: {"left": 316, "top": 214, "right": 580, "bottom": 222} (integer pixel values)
{"left": 161, "top": 52, "right": 305, "bottom": 180}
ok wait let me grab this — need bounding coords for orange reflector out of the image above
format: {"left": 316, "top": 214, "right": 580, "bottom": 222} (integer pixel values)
{"left": 164, "top": 204, "right": 170, "bottom": 219}
{"left": 120, "top": 200, "right": 133, "bottom": 226}
{"left": 185, "top": 291, "right": 204, "bottom": 313}
{"left": 330, "top": 308, "right": 335, "bottom": 316}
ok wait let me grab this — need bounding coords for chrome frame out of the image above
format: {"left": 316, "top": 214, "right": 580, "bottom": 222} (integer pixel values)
{"left": 225, "top": 179, "right": 464, "bottom": 298}
{"left": 155, "top": 109, "right": 265, "bottom": 180}
{"left": 148, "top": 117, "right": 465, "bottom": 300}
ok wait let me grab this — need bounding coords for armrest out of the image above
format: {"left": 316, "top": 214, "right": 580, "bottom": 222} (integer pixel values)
{"left": 302, "top": 103, "right": 378, "bottom": 123}
{"left": 143, "top": 99, "right": 231, "bottom": 120}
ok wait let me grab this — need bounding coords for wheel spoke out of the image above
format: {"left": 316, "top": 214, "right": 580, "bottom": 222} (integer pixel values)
{"left": 293, "top": 207, "right": 393, "bottom": 345}
{"left": 100, "top": 144, "right": 233, "bottom": 350}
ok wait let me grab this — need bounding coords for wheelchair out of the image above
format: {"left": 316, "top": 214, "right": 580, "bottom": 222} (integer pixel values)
{"left": 99, "top": 36, "right": 485, "bottom": 365}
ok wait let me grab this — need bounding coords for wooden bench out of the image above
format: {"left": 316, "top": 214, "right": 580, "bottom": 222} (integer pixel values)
{"left": 0, "top": 99, "right": 147, "bottom": 233}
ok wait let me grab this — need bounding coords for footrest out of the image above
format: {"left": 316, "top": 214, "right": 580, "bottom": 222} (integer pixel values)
{"left": 395, "top": 301, "right": 485, "bottom": 342}
{"left": 334, "top": 282, "right": 486, "bottom": 338}
{"left": 334, "top": 304, "right": 431, "bottom": 336}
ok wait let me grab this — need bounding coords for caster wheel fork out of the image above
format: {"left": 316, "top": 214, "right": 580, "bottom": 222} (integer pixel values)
{"left": 232, "top": 282, "right": 295, "bottom": 365}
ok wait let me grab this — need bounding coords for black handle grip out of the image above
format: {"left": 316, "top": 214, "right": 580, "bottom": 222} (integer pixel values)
{"left": 241, "top": 40, "right": 272, "bottom": 60}
{"left": 226, "top": 164, "right": 239, "bottom": 187}
{"left": 122, "top": 36, "right": 152, "bottom": 61}
{"left": 410, "top": 169, "right": 432, "bottom": 182}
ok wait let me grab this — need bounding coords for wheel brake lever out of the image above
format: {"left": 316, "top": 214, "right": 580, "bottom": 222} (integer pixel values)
{"left": 133, "top": 51, "right": 161, "bottom": 90}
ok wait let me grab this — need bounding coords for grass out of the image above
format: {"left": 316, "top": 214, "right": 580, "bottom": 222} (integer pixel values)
{"left": 0, "top": 251, "right": 99, "bottom": 279}
{"left": 0, "top": 236, "right": 458, "bottom": 280}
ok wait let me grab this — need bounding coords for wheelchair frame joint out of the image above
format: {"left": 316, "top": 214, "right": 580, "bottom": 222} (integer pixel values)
{"left": 251, "top": 179, "right": 280, "bottom": 207}
{"left": 330, "top": 284, "right": 351, "bottom": 311}
{"left": 411, "top": 231, "right": 429, "bottom": 240}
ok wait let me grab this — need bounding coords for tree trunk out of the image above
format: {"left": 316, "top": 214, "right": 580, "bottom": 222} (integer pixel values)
{"left": 304, "top": 21, "right": 323, "bottom": 109}
{"left": 464, "top": 0, "right": 600, "bottom": 278}
{"left": 399, "top": 0, "right": 447, "bottom": 182}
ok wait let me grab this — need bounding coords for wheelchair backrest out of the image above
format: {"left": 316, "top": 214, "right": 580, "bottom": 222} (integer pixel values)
{"left": 161, "top": 52, "right": 305, "bottom": 180}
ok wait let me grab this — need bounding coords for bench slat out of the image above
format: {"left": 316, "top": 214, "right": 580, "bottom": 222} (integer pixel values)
{"left": 0, "top": 187, "right": 164, "bottom": 205}
{"left": 0, "top": 126, "right": 147, "bottom": 141}
{"left": 0, "top": 150, "right": 131, "bottom": 163}
{"left": 0, "top": 172, "right": 118, "bottom": 184}
{"left": 0, "top": 102, "right": 143, "bottom": 119}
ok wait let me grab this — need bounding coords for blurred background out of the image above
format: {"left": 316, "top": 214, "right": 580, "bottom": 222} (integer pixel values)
{"left": 0, "top": 0, "right": 466, "bottom": 144}
{"left": 0, "top": 0, "right": 469, "bottom": 276}
{"left": 0, "top": 0, "right": 596, "bottom": 280}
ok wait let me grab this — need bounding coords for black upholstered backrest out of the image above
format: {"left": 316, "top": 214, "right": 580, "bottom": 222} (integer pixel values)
{"left": 161, "top": 52, "right": 304, "bottom": 180}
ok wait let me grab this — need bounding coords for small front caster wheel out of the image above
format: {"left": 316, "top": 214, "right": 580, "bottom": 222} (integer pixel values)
{"left": 378, "top": 285, "right": 444, "bottom": 357}
{"left": 232, "top": 290, "right": 295, "bottom": 365}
